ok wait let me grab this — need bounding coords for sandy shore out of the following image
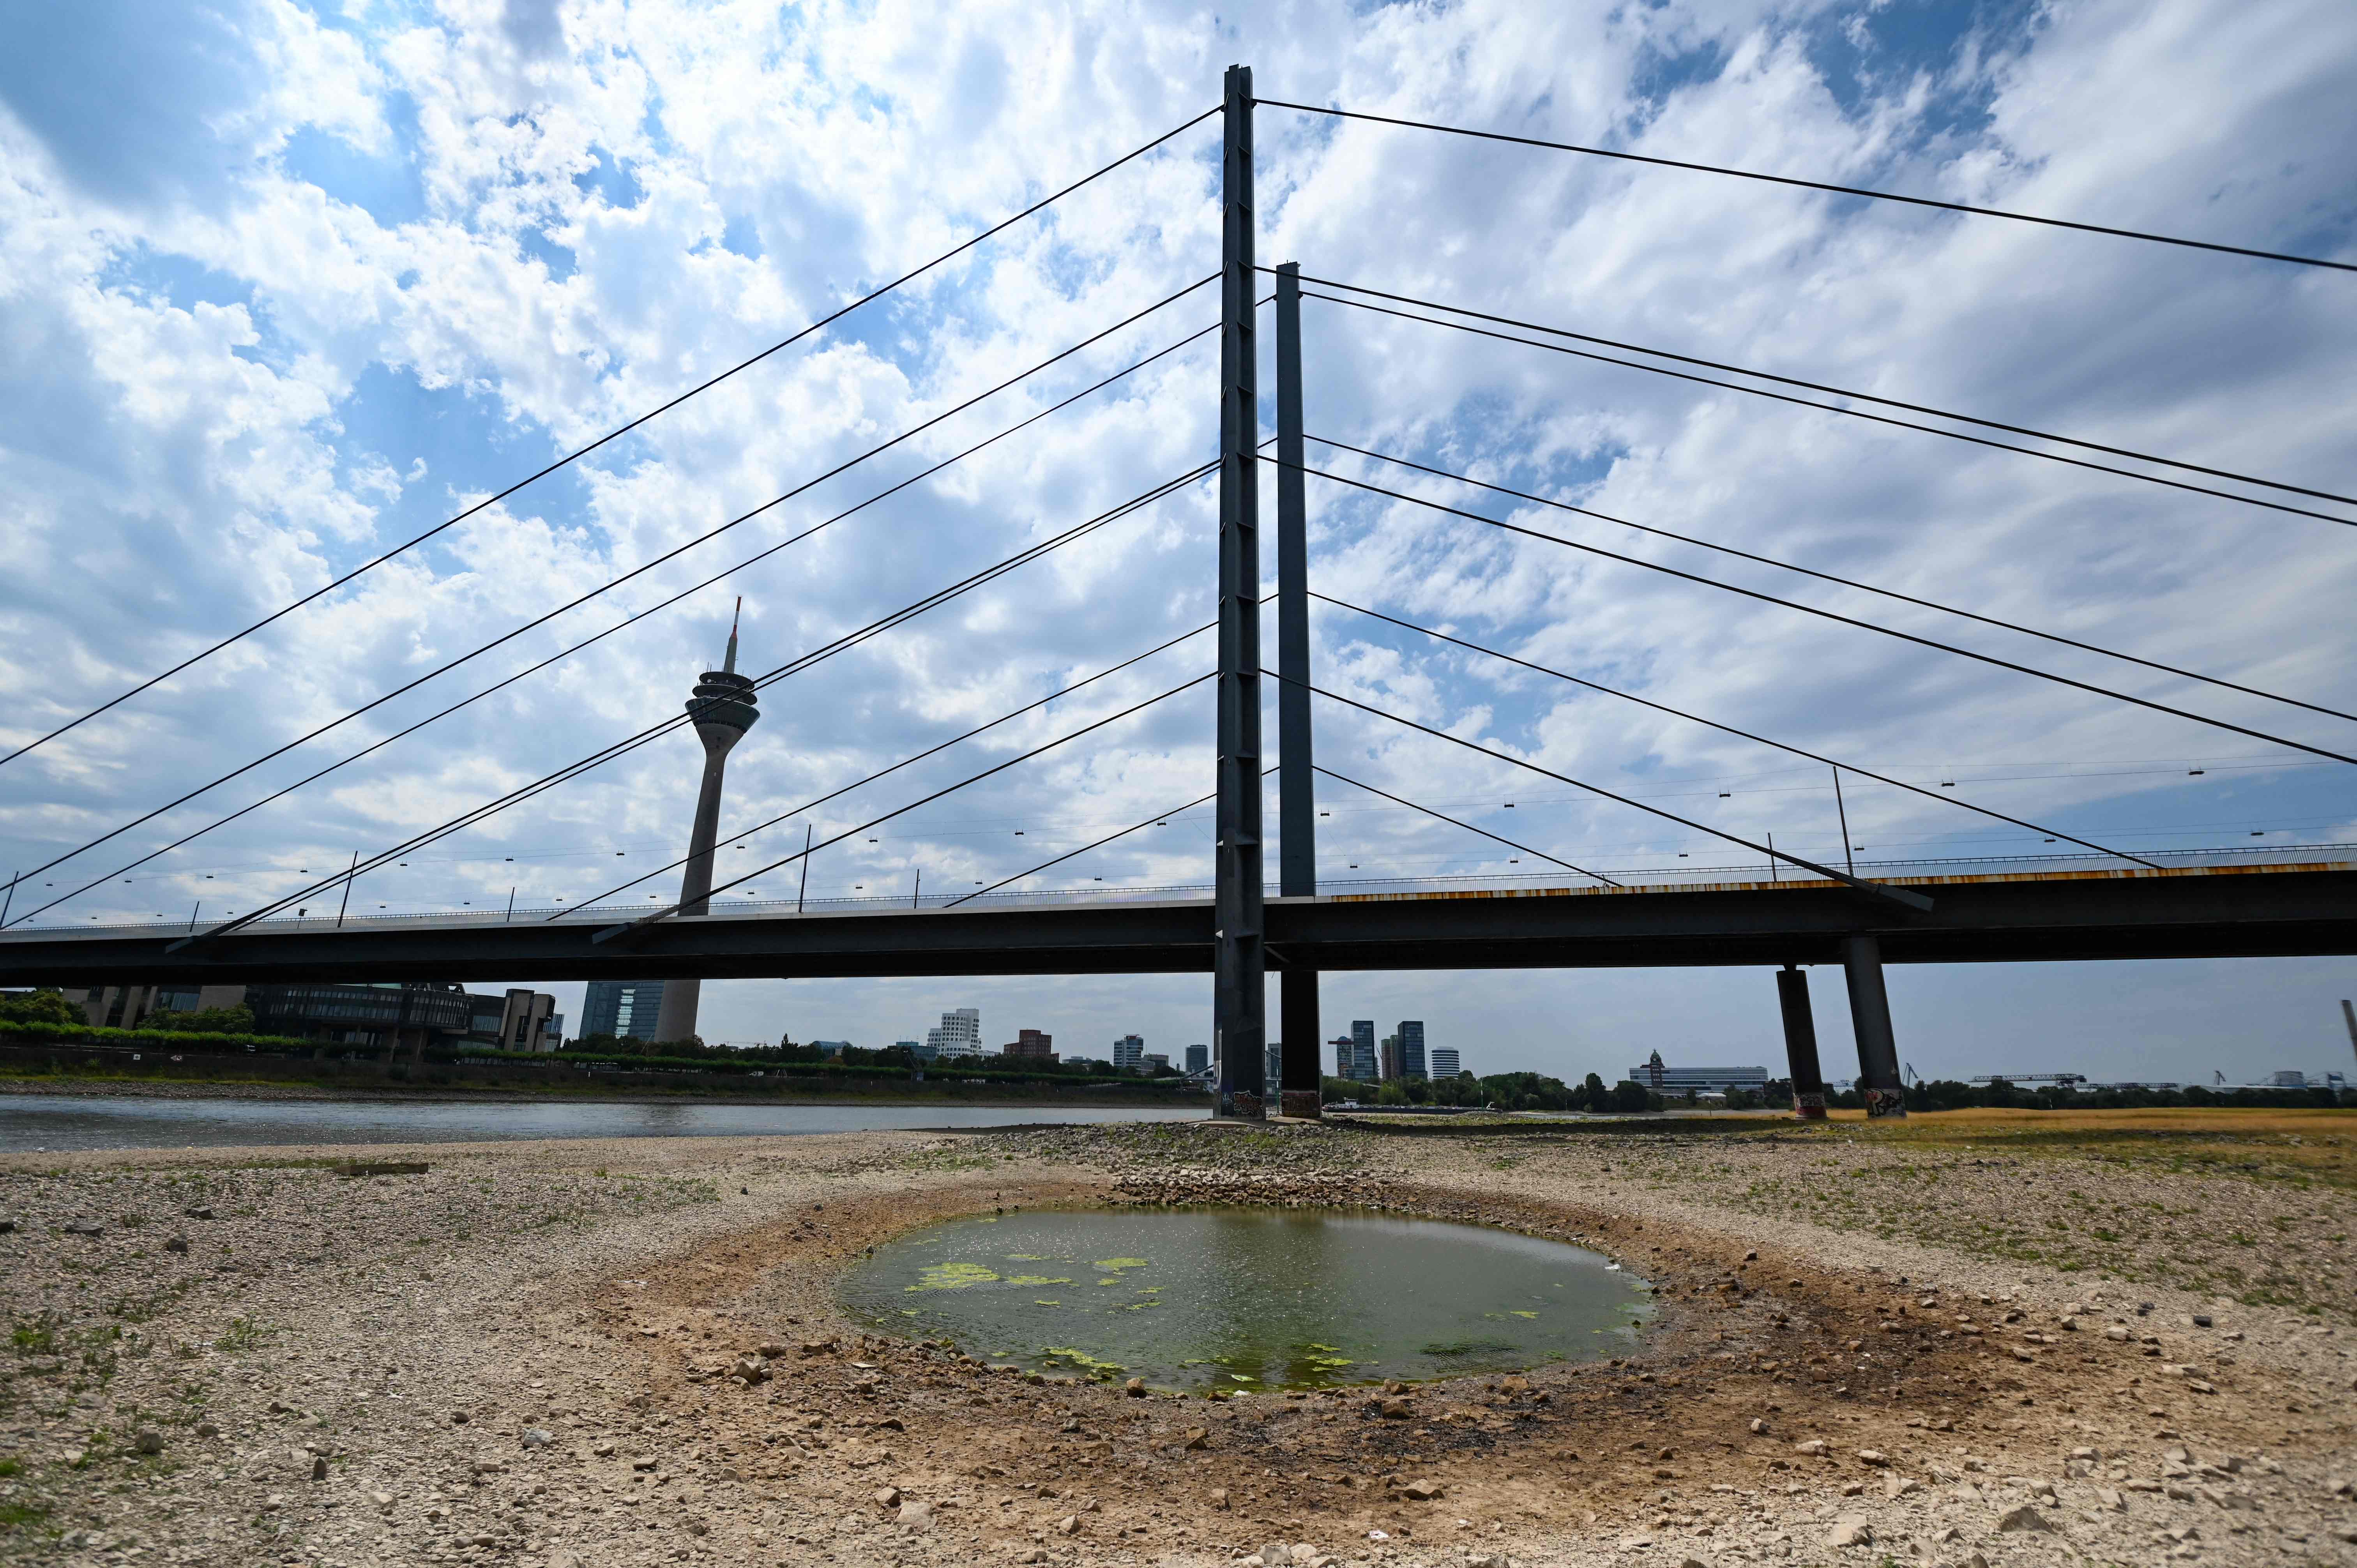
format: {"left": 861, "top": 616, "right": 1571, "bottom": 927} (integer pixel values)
{"left": 0, "top": 1118, "right": 2351, "bottom": 1567}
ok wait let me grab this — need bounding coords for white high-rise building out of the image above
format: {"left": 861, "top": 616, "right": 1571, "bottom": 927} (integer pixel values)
{"left": 1112, "top": 1034, "right": 1145, "bottom": 1070}
{"left": 1430, "top": 1046, "right": 1461, "bottom": 1078}
{"left": 926, "top": 1006, "right": 982, "bottom": 1059}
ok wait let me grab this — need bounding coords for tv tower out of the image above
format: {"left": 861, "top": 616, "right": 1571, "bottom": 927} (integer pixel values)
{"left": 651, "top": 600, "right": 760, "bottom": 1043}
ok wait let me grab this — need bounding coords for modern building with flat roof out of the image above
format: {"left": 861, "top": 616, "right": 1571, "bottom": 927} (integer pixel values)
{"left": 1429, "top": 1046, "right": 1462, "bottom": 1078}
{"left": 581, "top": 980, "right": 666, "bottom": 1040}
{"left": 1632, "top": 1050, "right": 1769, "bottom": 1093}
{"left": 1396, "top": 1020, "right": 1427, "bottom": 1079}
{"left": 1112, "top": 1034, "right": 1145, "bottom": 1070}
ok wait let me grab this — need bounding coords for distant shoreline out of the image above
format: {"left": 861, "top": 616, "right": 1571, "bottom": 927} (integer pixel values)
{"left": 0, "top": 1074, "right": 1182, "bottom": 1109}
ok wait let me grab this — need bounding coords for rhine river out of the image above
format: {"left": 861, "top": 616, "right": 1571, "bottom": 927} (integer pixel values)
{"left": 0, "top": 1095, "right": 1203, "bottom": 1151}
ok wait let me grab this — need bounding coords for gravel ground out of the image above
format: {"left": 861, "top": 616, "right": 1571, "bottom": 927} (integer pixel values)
{"left": 1, "top": 1118, "right": 2352, "bottom": 1568}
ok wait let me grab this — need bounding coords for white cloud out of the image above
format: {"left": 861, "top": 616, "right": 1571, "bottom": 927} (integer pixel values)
{"left": 0, "top": 0, "right": 2353, "bottom": 1083}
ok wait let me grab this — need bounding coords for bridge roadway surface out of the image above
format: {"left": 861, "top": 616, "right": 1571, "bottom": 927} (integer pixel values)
{"left": 4, "top": 858, "right": 2353, "bottom": 986}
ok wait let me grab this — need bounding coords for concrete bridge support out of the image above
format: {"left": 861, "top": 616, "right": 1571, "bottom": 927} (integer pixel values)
{"left": 1841, "top": 934, "right": 1907, "bottom": 1117}
{"left": 1775, "top": 964, "right": 1827, "bottom": 1119}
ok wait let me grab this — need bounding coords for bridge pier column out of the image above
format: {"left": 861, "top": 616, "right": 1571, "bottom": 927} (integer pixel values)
{"left": 1775, "top": 964, "right": 1827, "bottom": 1119}
{"left": 1841, "top": 934, "right": 1906, "bottom": 1118}
{"left": 1212, "top": 64, "right": 1267, "bottom": 1119}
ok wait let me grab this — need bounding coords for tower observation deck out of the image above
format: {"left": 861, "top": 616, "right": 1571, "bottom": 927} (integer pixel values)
{"left": 651, "top": 602, "right": 759, "bottom": 1042}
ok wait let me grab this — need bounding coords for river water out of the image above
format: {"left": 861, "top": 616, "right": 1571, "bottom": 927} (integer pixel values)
{"left": 0, "top": 1095, "right": 1204, "bottom": 1151}
{"left": 841, "top": 1206, "right": 1653, "bottom": 1391}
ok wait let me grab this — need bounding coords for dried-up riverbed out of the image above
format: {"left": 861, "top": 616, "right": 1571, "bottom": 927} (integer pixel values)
{"left": 1, "top": 1116, "right": 2352, "bottom": 1567}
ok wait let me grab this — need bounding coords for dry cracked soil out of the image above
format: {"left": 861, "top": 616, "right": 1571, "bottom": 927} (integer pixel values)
{"left": 2, "top": 1112, "right": 2354, "bottom": 1568}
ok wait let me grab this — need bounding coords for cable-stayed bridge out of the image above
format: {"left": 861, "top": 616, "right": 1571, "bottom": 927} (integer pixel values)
{"left": 5, "top": 67, "right": 2354, "bottom": 1121}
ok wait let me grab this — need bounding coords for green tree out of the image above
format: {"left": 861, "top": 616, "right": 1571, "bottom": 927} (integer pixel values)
{"left": 0, "top": 989, "right": 83, "bottom": 1028}
{"left": 157, "top": 1004, "right": 255, "bottom": 1035}
{"left": 1608, "top": 1079, "right": 1653, "bottom": 1114}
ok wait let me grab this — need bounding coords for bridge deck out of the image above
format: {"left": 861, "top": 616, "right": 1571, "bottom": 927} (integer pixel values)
{"left": 4, "top": 858, "right": 2352, "bottom": 986}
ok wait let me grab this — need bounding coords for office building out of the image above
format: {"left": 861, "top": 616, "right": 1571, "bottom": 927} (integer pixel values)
{"left": 1430, "top": 1046, "right": 1462, "bottom": 1078}
{"left": 813, "top": 1040, "right": 853, "bottom": 1058}
{"left": 925, "top": 1006, "right": 982, "bottom": 1059}
{"left": 81, "top": 981, "right": 493, "bottom": 1056}
{"left": 896, "top": 1040, "right": 933, "bottom": 1061}
{"left": 1350, "top": 1020, "right": 1378, "bottom": 1081}
{"left": 1185, "top": 1043, "right": 1209, "bottom": 1075}
{"left": 492, "top": 989, "right": 558, "bottom": 1052}
{"left": 1112, "top": 1034, "right": 1145, "bottom": 1070}
{"left": 1631, "top": 1050, "right": 1769, "bottom": 1094}
{"left": 1332, "top": 1036, "right": 1357, "bottom": 1077}
{"left": 582, "top": 980, "right": 667, "bottom": 1040}
{"left": 1380, "top": 1033, "right": 1401, "bottom": 1081}
{"left": 1264, "top": 1040, "right": 1282, "bottom": 1090}
{"left": 1005, "top": 1028, "right": 1055, "bottom": 1060}
{"left": 1145, "top": 1052, "right": 1170, "bottom": 1073}
{"left": 1396, "top": 1020, "right": 1427, "bottom": 1078}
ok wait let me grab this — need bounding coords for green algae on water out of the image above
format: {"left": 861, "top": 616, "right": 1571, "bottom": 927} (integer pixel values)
{"left": 843, "top": 1207, "right": 1651, "bottom": 1393}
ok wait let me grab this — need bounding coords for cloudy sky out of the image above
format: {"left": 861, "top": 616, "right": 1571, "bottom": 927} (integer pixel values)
{"left": 3, "top": 0, "right": 2355, "bottom": 1086}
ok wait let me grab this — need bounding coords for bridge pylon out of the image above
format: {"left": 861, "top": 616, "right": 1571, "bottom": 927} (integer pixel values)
{"left": 1213, "top": 63, "right": 1267, "bottom": 1118}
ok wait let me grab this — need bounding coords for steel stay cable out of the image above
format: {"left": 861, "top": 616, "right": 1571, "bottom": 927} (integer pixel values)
{"left": 1297, "top": 288, "right": 2355, "bottom": 528}
{"left": 105, "top": 464, "right": 1216, "bottom": 944}
{"left": 560, "top": 620, "right": 1227, "bottom": 914}
{"left": 940, "top": 781, "right": 1247, "bottom": 909}
{"left": 1251, "top": 98, "right": 2356, "bottom": 274}
{"left": 1285, "top": 272, "right": 2353, "bottom": 510}
{"left": 1311, "top": 764, "right": 1622, "bottom": 886}
{"left": 1281, "top": 457, "right": 2357, "bottom": 768}
{"left": 20, "top": 326, "right": 1232, "bottom": 929}
{"left": 594, "top": 673, "right": 1216, "bottom": 939}
{"left": 3, "top": 104, "right": 1223, "bottom": 771}
{"left": 1315, "top": 591, "right": 2160, "bottom": 869}
{"left": 15, "top": 280, "right": 1218, "bottom": 894}
{"left": 1310, "top": 435, "right": 2357, "bottom": 728}
{"left": 1265, "top": 666, "right": 1928, "bottom": 907}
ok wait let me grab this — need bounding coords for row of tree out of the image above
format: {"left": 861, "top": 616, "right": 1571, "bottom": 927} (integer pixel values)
{"left": 1321, "top": 1068, "right": 1665, "bottom": 1113}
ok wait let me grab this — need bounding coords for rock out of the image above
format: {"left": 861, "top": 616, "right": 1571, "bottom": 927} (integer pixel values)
{"left": 133, "top": 1432, "right": 164, "bottom": 1456}
{"left": 590, "top": 1440, "right": 615, "bottom": 1457}
{"left": 21, "top": 1356, "right": 62, "bottom": 1376}
{"left": 1749, "top": 1418, "right": 1769, "bottom": 1434}
{"left": 631, "top": 1456, "right": 658, "bottom": 1471}
{"left": 1019, "top": 1551, "right": 1046, "bottom": 1564}
{"left": 1209, "top": 1488, "right": 1231, "bottom": 1510}
{"left": 731, "top": 1353, "right": 770, "bottom": 1383}
{"left": 474, "top": 1458, "right": 506, "bottom": 1475}
{"left": 1995, "top": 1504, "right": 2051, "bottom": 1533}
{"left": 1125, "top": 1377, "right": 1146, "bottom": 1397}
{"left": 310, "top": 1455, "right": 328, "bottom": 1481}
{"left": 2187, "top": 1379, "right": 2217, "bottom": 1394}
{"left": 1401, "top": 1478, "right": 1442, "bottom": 1500}
{"left": 1056, "top": 1514, "right": 1080, "bottom": 1535}
{"left": 1795, "top": 1439, "right": 1828, "bottom": 1456}
{"left": 450, "top": 1410, "right": 469, "bottom": 1425}
{"left": 896, "top": 1500, "right": 933, "bottom": 1533}
{"left": 164, "top": 1235, "right": 189, "bottom": 1254}
{"left": 521, "top": 1429, "right": 552, "bottom": 1449}
{"left": 194, "top": 1421, "right": 218, "bottom": 1437}
{"left": 1183, "top": 1427, "right": 1209, "bottom": 1450}
{"left": 2095, "top": 1487, "right": 2126, "bottom": 1511}
{"left": 183, "top": 1206, "right": 214, "bottom": 1220}
{"left": 62, "top": 1222, "right": 102, "bottom": 1237}
{"left": 1856, "top": 1448, "right": 1889, "bottom": 1466}
{"left": 873, "top": 1487, "right": 902, "bottom": 1508}
{"left": 1883, "top": 1474, "right": 1919, "bottom": 1497}
{"left": 1827, "top": 1515, "right": 1873, "bottom": 1548}
{"left": 0, "top": 1218, "right": 13, "bottom": 1233}
{"left": 370, "top": 1490, "right": 394, "bottom": 1511}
